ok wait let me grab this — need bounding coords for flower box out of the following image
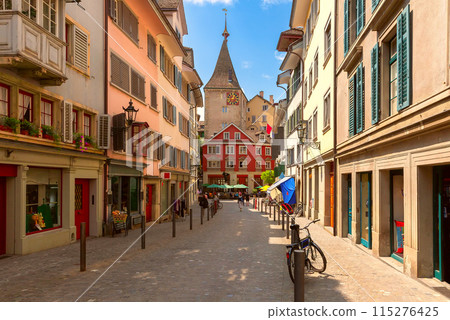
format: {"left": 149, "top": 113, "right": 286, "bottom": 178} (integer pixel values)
{"left": 20, "top": 129, "right": 29, "bottom": 136}
{"left": 0, "top": 125, "right": 13, "bottom": 133}
{"left": 42, "top": 134, "right": 54, "bottom": 140}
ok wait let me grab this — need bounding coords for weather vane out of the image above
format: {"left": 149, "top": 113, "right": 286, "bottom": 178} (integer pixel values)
{"left": 222, "top": 8, "right": 229, "bottom": 39}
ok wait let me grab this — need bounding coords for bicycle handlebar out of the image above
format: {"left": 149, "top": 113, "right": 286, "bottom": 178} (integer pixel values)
{"left": 300, "top": 219, "right": 320, "bottom": 230}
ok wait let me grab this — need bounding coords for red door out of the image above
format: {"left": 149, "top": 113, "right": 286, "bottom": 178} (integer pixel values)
{"left": 0, "top": 178, "right": 6, "bottom": 255}
{"left": 75, "top": 179, "right": 89, "bottom": 240}
{"left": 146, "top": 184, "right": 153, "bottom": 222}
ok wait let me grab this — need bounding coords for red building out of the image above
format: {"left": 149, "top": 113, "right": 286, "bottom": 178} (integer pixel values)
{"left": 202, "top": 123, "right": 275, "bottom": 190}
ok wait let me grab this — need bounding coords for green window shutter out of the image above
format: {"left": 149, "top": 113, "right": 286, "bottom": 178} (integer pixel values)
{"left": 344, "top": 0, "right": 349, "bottom": 55}
{"left": 173, "top": 106, "right": 177, "bottom": 125}
{"left": 371, "top": 44, "right": 379, "bottom": 124}
{"left": 348, "top": 75, "right": 355, "bottom": 136}
{"left": 397, "top": 4, "right": 411, "bottom": 111}
{"left": 356, "top": 0, "right": 365, "bottom": 36}
{"left": 163, "top": 96, "right": 167, "bottom": 118}
{"left": 356, "top": 63, "right": 364, "bottom": 133}
{"left": 179, "top": 112, "right": 182, "bottom": 132}
{"left": 372, "top": 0, "right": 380, "bottom": 12}
{"left": 160, "top": 46, "right": 165, "bottom": 72}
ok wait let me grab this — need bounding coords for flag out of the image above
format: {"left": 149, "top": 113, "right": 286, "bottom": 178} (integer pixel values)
{"left": 266, "top": 124, "right": 272, "bottom": 135}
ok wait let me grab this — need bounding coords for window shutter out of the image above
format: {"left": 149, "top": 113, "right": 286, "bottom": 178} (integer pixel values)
{"left": 173, "top": 106, "right": 177, "bottom": 125}
{"left": 111, "top": 53, "right": 120, "bottom": 86}
{"left": 372, "top": 0, "right": 380, "bottom": 12}
{"left": 356, "top": 63, "right": 364, "bottom": 133}
{"left": 74, "top": 26, "right": 89, "bottom": 73}
{"left": 344, "top": 0, "right": 349, "bottom": 55}
{"left": 348, "top": 75, "right": 355, "bottom": 136}
{"left": 397, "top": 4, "right": 411, "bottom": 111}
{"left": 131, "top": 69, "right": 145, "bottom": 101}
{"left": 356, "top": 0, "right": 365, "bottom": 36}
{"left": 109, "top": 0, "right": 117, "bottom": 21}
{"left": 179, "top": 112, "right": 182, "bottom": 132}
{"left": 371, "top": 44, "right": 379, "bottom": 124}
{"left": 174, "top": 148, "right": 178, "bottom": 168}
{"left": 150, "top": 84, "right": 157, "bottom": 109}
{"left": 160, "top": 46, "right": 165, "bottom": 72}
{"left": 178, "top": 71, "right": 182, "bottom": 93}
{"left": 63, "top": 101, "right": 73, "bottom": 143}
{"left": 163, "top": 96, "right": 167, "bottom": 118}
{"left": 113, "top": 113, "right": 126, "bottom": 151}
{"left": 98, "top": 114, "right": 111, "bottom": 149}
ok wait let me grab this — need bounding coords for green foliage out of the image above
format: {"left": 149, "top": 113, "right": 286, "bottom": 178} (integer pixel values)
{"left": 3, "top": 117, "right": 20, "bottom": 130}
{"left": 261, "top": 170, "right": 275, "bottom": 185}
{"left": 84, "top": 135, "right": 97, "bottom": 148}
{"left": 41, "top": 125, "right": 60, "bottom": 142}
{"left": 20, "top": 120, "right": 39, "bottom": 137}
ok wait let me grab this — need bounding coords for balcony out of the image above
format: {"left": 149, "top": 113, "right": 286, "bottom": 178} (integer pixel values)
{"left": 0, "top": 9, "right": 66, "bottom": 85}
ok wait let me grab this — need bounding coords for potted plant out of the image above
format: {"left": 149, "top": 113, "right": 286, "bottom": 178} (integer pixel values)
{"left": 0, "top": 116, "right": 20, "bottom": 132}
{"left": 20, "top": 120, "right": 39, "bottom": 137}
{"left": 84, "top": 135, "right": 97, "bottom": 148}
{"left": 41, "top": 125, "right": 60, "bottom": 142}
{"left": 73, "top": 132, "right": 84, "bottom": 149}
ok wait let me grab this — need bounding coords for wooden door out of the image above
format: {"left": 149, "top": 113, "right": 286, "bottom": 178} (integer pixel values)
{"left": 360, "top": 173, "right": 372, "bottom": 249}
{"left": 348, "top": 175, "right": 352, "bottom": 235}
{"left": 146, "top": 184, "right": 153, "bottom": 222}
{"left": 0, "top": 178, "right": 6, "bottom": 255}
{"left": 75, "top": 179, "right": 90, "bottom": 240}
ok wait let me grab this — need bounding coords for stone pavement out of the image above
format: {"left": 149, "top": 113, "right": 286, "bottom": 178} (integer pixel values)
{"left": 0, "top": 200, "right": 448, "bottom": 302}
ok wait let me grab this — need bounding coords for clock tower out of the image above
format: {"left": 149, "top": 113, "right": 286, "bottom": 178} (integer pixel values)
{"left": 204, "top": 13, "right": 247, "bottom": 139}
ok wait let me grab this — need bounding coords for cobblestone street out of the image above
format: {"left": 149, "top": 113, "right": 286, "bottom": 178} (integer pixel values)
{"left": 0, "top": 200, "right": 448, "bottom": 302}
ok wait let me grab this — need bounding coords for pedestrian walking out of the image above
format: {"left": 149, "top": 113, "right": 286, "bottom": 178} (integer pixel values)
{"left": 245, "top": 192, "right": 250, "bottom": 206}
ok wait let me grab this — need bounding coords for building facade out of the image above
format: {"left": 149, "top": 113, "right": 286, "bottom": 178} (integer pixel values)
{"left": 245, "top": 92, "right": 275, "bottom": 136}
{"left": 335, "top": 0, "right": 450, "bottom": 283}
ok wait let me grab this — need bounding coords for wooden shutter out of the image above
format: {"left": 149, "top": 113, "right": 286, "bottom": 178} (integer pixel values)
{"left": 113, "top": 113, "right": 126, "bottom": 151}
{"left": 160, "top": 46, "right": 165, "bottom": 72}
{"left": 397, "top": 4, "right": 411, "bottom": 111}
{"left": 371, "top": 44, "right": 379, "bottom": 124}
{"left": 344, "top": 0, "right": 349, "bottom": 55}
{"left": 173, "top": 106, "right": 177, "bottom": 125}
{"left": 348, "top": 75, "right": 355, "bottom": 136}
{"left": 131, "top": 69, "right": 145, "bottom": 101}
{"left": 148, "top": 34, "right": 156, "bottom": 61}
{"left": 150, "top": 84, "right": 157, "bottom": 109}
{"left": 109, "top": 0, "right": 117, "bottom": 21}
{"left": 356, "top": 63, "right": 364, "bottom": 133}
{"left": 356, "top": 0, "right": 365, "bottom": 36}
{"left": 179, "top": 112, "right": 182, "bottom": 132}
{"left": 372, "top": 0, "right": 380, "bottom": 11}
{"left": 174, "top": 148, "right": 178, "bottom": 168}
{"left": 63, "top": 101, "right": 73, "bottom": 143}
{"left": 74, "top": 26, "right": 89, "bottom": 73}
{"left": 111, "top": 53, "right": 120, "bottom": 86}
{"left": 162, "top": 96, "right": 167, "bottom": 118}
{"left": 98, "top": 114, "right": 111, "bottom": 149}
{"left": 111, "top": 53, "right": 129, "bottom": 92}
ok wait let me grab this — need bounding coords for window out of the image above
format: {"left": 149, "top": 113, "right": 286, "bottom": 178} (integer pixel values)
{"left": 344, "top": 0, "right": 360, "bottom": 55}
{"left": 150, "top": 84, "right": 157, "bottom": 110}
{"left": 19, "top": 90, "right": 33, "bottom": 122}
{"left": 256, "top": 161, "right": 262, "bottom": 169}
{"left": 160, "top": 45, "right": 166, "bottom": 73}
{"left": 265, "top": 161, "right": 271, "bottom": 169}
{"left": 251, "top": 115, "right": 256, "bottom": 123}
{"left": 130, "top": 69, "right": 145, "bottom": 101}
{"left": 111, "top": 53, "right": 145, "bottom": 101}
{"left": 265, "top": 147, "right": 271, "bottom": 156}
{"left": 226, "top": 159, "right": 234, "bottom": 168}
{"left": 225, "top": 145, "right": 234, "bottom": 155}
{"left": 26, "top": 168, "right": 61, "bottom": 234}
{"left": 259, "top": 134, "right": 265, "bottom": 142}
{"left": 239, "top": 159, "right": 247, "bottom": 168}
{"left": 72, "top": 110, "right": 78, "bottom": 133}
{"left": 0, "top": 1, "right": 12, "bottom": 10}
{"left": 323, "top": 92, "right": 330, "bottom": 129}
{"left": 207, "top": 161, "right": 220, "bottom": 168}
{"left": 222, "top": 106, "right": 228, "bottom": 113}
{"left": 256, "top": 146, "right": 262, "bottom": 155}
{"left": 222, "top": 122, "right": 227, "bottom": 129}
{"left": 0, "top": 83, "right": 9, "bottom": 116}
{"left": 109, "top": 0, "right": 139, "bottom": 43}
{"left": 262, "top": 105, "right": 268, "bottom": 111}
{"left": 147, "top": 33, "right": 156, "bottom": 63}
{"left": 314, "top": 51, "right": 318, "bottom": 84}
{"left": 313, "top": 110, "right": 318, "bottom": 139}
{"left": 208, "top": 145, "right": 220, "bottom": 154}
{"left": 223, "top": 132, "right": 230, "bottom": 140}
{"left": 40, "top": 99, "right": 52, "bottom": 126}
{"left": 84, "top": 114, "right": 91, "bottom": 136}
{"left": 309, "top": 67, "right": 313, "bottom": 95}
{"left": 66, "top": 22, "right": 89, "bottom": 73}
{"left": 324, "top": 19, "right": 332, "bottom": 59}
{"left": 239, "top": 146, "right": 247, "bottom": 154}
{"left": 262, "top": 115, "right": 267, "bottom": 123}
{"left": 349, "top": 63, "right": 364, "bottom": 136}
{"left": 307, "top": 117, "right": 312, "bottom": 140}
{"left": 162, "top": 96, "right": 176, "bottom": 124}
{"left": 43, "top": 0, "right": 57, "bottom": 35}
{"left": 131, "top": 123, "right": 148, "bottom": 156}
{"left": 235, "top": 132, "right": 241, "bottom": 140}
{"left": 389, "top": 37, "right": 398, "bottom": 115}
{"left": 247, "top": 108, "right": 250, "bottom": 112}
{"left": 22, "top": 0, "right": 37, "bottom": 22}
{"left": 303, "top": 78, "right": 308, "bottom": 105}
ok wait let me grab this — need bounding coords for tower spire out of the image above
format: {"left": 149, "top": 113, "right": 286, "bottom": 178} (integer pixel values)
{"left": 222, "top": 8, "right": 229, "bottom": 40}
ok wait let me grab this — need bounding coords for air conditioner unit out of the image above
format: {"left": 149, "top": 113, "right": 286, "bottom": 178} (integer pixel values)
{"left": 161, "top": 172, "right": 171, "bottom": 180}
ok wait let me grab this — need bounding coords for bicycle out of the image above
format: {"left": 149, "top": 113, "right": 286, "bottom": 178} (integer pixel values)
{"left": 285, "top": 216, "right": 327, "bottom": 283}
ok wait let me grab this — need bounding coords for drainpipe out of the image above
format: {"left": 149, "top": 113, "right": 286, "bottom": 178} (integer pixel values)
{"left": 332, "top": 0, "right": 337, "bottom": 237}
{"left": 103, "top": 0, "right": 109, "bottom": 230}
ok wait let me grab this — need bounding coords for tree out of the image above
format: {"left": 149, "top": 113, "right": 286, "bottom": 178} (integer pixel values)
{"left": 261, "top": 170, "right": 275, "bottom": 185}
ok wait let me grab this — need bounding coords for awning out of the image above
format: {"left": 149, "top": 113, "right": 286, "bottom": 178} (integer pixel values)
{"left": 276, "top": 28, "right": 303, "bottom": 52}
{"left": 277, "top": 70, "right": 292, "bottom": 86}
{"left": 280, "top": 39, "right": 304, "bottom": 71}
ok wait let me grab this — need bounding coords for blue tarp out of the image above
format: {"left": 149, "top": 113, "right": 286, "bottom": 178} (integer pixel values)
{"left": 267, "top": 176, "right": 296, "bottom": 205}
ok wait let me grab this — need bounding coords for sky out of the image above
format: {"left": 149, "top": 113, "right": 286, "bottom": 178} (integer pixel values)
{"left": 182, "top": 0, "right": 292, "bottom": 120}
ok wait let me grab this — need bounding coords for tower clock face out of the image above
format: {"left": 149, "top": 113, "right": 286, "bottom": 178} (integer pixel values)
{"left": 226, "top": 92, "right": 239, "bottom": 105}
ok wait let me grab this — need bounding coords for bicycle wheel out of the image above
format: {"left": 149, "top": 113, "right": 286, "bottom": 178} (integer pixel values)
{"left": 218, "top": 202, "right": 223, "bottom": 209}
{"left": 306, "top": 242, "right": 327, "bottom": 273}
{"left": 287, "top": 247, "right": 296, "bottom": 283}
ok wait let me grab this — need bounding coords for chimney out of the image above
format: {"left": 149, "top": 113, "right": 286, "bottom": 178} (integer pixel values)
{"left": 270, "top": 95, "right": 274, "bottom": 104}
{"left": 259, "top": 91, "right": 264, "bottom": 98}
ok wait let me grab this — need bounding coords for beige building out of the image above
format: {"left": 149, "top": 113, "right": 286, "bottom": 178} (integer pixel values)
{"left": 246, "top": 92, "right": 275, "bottom": 138}
{"left": 335, "top": 0, "right": 450, "bottom": 283}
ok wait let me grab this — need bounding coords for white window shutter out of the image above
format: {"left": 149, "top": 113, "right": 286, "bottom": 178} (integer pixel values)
{"left": 74, "top": 26, "right": 89, "bottom": 73}
{"left": 98, "top": 114, "right": 111, "bottom": 149}
{"left": 63, "top": 101, "right": 73, "bottom": 143}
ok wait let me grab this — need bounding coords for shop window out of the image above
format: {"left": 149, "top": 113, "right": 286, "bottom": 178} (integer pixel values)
{"left": 0, "top": 83, "right": 9, "bottom": 116}
{"left": 26, "top": 168, "right": 61, "bottom": 234}
{"left": 19, "top": 90, "right": 33, "bottom": 122}
{"left": 40, "top": 99, "right": 53, "bottom": 126}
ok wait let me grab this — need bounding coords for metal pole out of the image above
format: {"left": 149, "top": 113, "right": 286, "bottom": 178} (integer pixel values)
{"left": 190, "top": 208, "right": 193, "bottom": 230}
{"left": 80, "top": 222, "right": 86, "bottom": 272}
{"left": 172, "top": 209, "right": 176, "bottom": 238}
{"left": 278, "top": 206, "right": 280, "bottom": 225}
{"left": 282, "top": 208, "right": 285, "bottom": 231}
{"left": 273, "top": 205, "right": 276, "bottom": 222}
{"left": 286, "top": 214, "right": 290, "bottom": 239}
{"left": 207, "top": 205, "right": 210, "bottom": 221}
{"left": 294, "top": 250, "right": 305, "bottom": 302}
{"left": 201, "top": 207, "right": 204, "bottom": 225}
{"left": 141, "top": 214, "right": 145, "bottom": 249}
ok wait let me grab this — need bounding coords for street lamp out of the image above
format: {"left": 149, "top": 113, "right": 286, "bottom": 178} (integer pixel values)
{"left": 123, "top": 99, "right": 139, "bottom": 127}
{"left": 296, "top": 120, "right": 308, "bottom": 144}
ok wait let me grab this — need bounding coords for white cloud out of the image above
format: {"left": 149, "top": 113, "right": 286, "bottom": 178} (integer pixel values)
{"left": 185, "top": 0, "right": 235, "bottom": 5}
{"left": 262, "top": 74, "right": 272, "bottom": 79}
{"left": 261, "top": 0, "right": 291, "bottom": 9}
{"left": 274, "top": 50, "right": 286, "bottom": 62}
{"left": 241, "top": 61, "right": 252, "bottom": 69}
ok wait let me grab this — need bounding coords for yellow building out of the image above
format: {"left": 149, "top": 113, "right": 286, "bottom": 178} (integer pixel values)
{"left": 245, "top": 92, "right": 276, "bottom": 138}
